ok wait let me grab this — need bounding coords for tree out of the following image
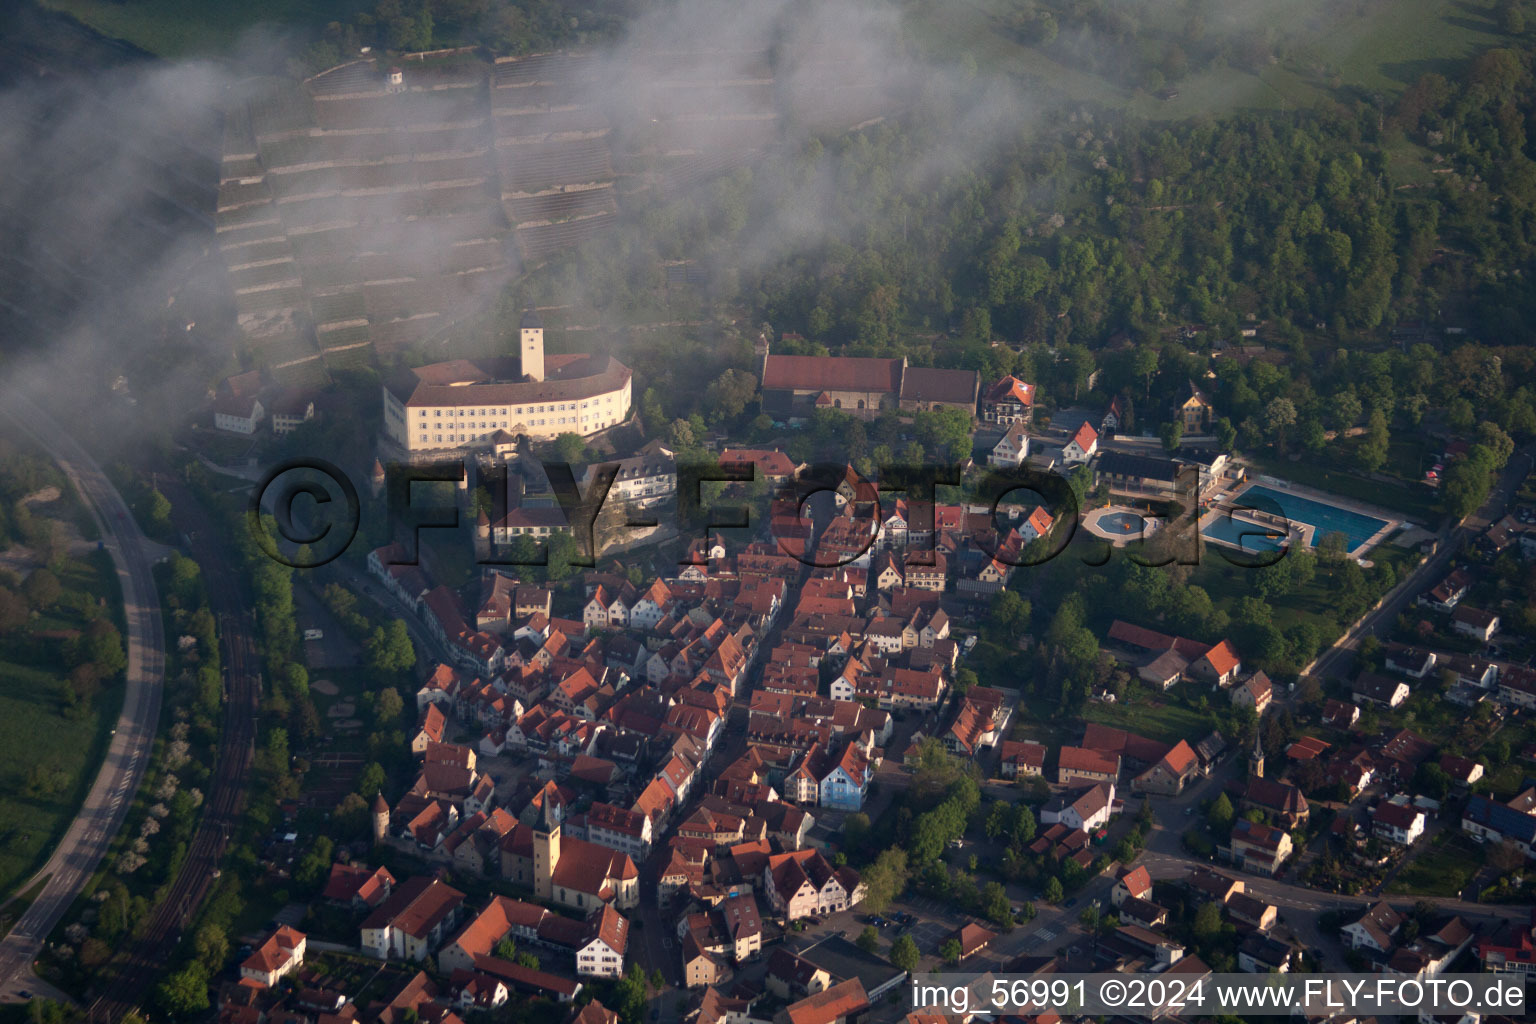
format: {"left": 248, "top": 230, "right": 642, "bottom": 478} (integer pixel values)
{"left": 703, "top": 368, "right": 759, "bottom": 424}
{"left": 1013, "top": 804, "right": 1037, "bottom": 846}
{"left": 552, "top": 432, "right": 587, "bottom": 464}
{"left": 192, "top": 922, "right": 229, "bottom": 972}
{"left": 1356, "top": 409, "right": 1390, "bottom": 472}
{"left": 1441, "top": 449, "right": 1495, "bottom": 519}
{"left": 295, "top": 835, "right": 335, "bottom": 887}
{"left": 22, "top": 568, "right": 60, "bottom": 609}
{"left": 1043, "top": 876, "right": 1064, "bottom": 904}
{"left": 1208, "top": 793, "right": 1235, "bottom": 832}
{"left": 1477, "top": 422, "right": 1515, "bottom": 469}
{"left": 987, "top": 590, "right": 1031, "bottom": 642}
{"left": 367, "top": 620, "right": 415, "bottom": 674}
{"left": 940, "top": 937, "right": 963, "bottom": 965}
{"left": 1415, "top": 762, "right": 1451, "bottom": 801}
{"left": 1317, "top": 531, "right": 1349, "bottom": 564}
{"left": 1214, "top": 418, "right": 1237, "bottom": 450}
{"left": 79, "top": 618, "right": 127, "bottom": 676}
{"left": 982, "top": 881, "right": 1012, "bottom": 926}
{"left": 1132, "top": 348, "right": 1159, "bottom": 397}
{"left": 156, "top": 961, "right": 210, "bottom": 1015}
{"left": 1500, "top": 0, "right": 1526, "bottom": 33}
{"left": 1193, "top": 900, "right": 1223, "bottom": 940}
{"left": 1160, "top": 420, "right": 1184, "bottom": 452}
{"left": 985, "top": 799, "right": 1013, "bottom": 840}
{"left": 356, "top": 761, "right": 387, "bottom": 799}
{"left": 843, "top": 812, "right": 871, "bottom": 849}
{"left": 148, "top": 488, "right": 172, "bottom": 535}
{"left": 494, "top": 937, "right": 518, "bottom": 960}
{"left": 860, "top": 847, "right": 910, "bottom": 912}
{"left": 0, "top": 588, "right": 25, "bottom": 634}
{"left": 857, "top": 926, "right": 880, "bottom": 954}
{"left": 1263, "top": 397, "right": 1297, "bottom": 452}
{"left": 890, "top": 934, "right": 921, "bottom": 972}
{"left": 375, "top": 687, "right": 404, "bottom": 728}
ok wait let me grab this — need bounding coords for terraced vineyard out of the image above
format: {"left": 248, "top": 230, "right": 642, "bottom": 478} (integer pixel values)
{"left": 217, "top": 47, "right": 892, "bottom": 380}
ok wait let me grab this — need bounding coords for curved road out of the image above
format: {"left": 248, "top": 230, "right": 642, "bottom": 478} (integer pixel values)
{"left": 0, "top": 392, "right": 165, "bottom": 1003}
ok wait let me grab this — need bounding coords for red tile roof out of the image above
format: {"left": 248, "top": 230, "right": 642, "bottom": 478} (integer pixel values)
{"left": 1117, "top": 864, "right": 1152, "bottom": 899}
{"left": 1057, "top": 746, "right": 1120, "bottom": 776}
{"left": 762, "top": 355, "right": 903, "bottom": 394}
{"left": 362, "top": 876, "right": 465, "bottom": 939}
{"left": 1162, "top": 739, "right": 1198, "bottom": 775}
{"left": 985, "top": 375, "right": 1035, "bottom": 406}
{"left": 323, "top": 862, "right": 396, "bottom": 906}
{"left": 785, "top": 978, "right": 870, "bottom": 1024}
{"left": 241, "top": 926, "right": 304, "bottom": 981}
{"left": 1202, "top": 640, "right": 1241, "bottom": 676}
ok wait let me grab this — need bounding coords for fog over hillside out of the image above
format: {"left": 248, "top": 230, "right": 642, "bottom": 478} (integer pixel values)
{"left": 0, "top": 0, "right": 1333, "bottom": 428}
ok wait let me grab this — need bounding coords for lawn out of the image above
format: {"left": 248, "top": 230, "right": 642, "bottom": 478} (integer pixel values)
{"left": 909, "top": 0, "right": 1508, "bottom": 123}
{"left": 1385, "top": 830, "right": 1481, "bottom": 897}
{"left": 0, "top": 655, "right": 123, "bottom": 902}
{"left": 35, "top": 0, "right": 373, "bottom": 57}
{"left": 1082, "top": 696, "right": 1217, "bottom": 748}
{"left": 1289, "top": 0, "right": 1507, "bottom": 95}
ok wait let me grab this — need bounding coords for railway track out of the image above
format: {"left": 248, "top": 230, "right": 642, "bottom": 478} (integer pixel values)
{"left": 86, "top": 479, "right": 260, "bottom": 1022}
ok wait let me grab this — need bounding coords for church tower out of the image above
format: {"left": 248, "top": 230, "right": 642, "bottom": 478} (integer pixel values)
{"left": 1250, "top": 729, "right": 1265, "bottom": 780}
{"left": 533, "top": 823, "right": 560, "bottom": 900}
{"left": 520, "top": 307, "right": 545, "bottom": 382}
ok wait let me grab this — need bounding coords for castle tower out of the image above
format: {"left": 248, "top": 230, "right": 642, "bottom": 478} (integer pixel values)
{"left": 371, "top": 792, "right": 390, "bottom": 844}
{"left": 533, "top": 824, "right": 560, "bottom": 901}
{"left": 386, "top": 66, "right": 405, "bottom": 93}
{"left": 474, "top": 508, "right": 490, "bottom": 562}
{"left": 520, "top": 307, "right": 544, "bottom": 382}
{"left": 370, "top": 458, "right": 386, "bottom": 499}
{"left": 1250, "top": 729, "right": 1265, "bottom": 780}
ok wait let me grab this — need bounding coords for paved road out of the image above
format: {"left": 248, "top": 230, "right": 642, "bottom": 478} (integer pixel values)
{"left": 1307, "top": 445, "right": 1535, "bottom": 680}
{"left": 0, "top": 393, "right": 166, "bottom": 1003}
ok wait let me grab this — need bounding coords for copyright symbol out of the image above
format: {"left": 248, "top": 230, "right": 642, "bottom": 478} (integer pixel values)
{"left": 1101, "top": 980, "right": 1127, "bottom": 1007}
{"left": 248, "top": 458, "right": 360, "bottom": 569}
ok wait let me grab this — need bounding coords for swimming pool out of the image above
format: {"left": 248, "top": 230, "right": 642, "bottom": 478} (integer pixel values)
{"left": 1223, "top": 484, "right": 1389, "bottom": 552}
{"left": 1098, "top": 511, "right": 1146, "bottom": 534}
{"left": 1201, "top": 514, "right": 1288, "bottom": 554}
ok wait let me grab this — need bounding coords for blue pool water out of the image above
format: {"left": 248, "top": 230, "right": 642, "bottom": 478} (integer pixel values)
{"left": 1201, "top": 515, "right": 1287, "bottom": 554}
{"left": 1213, "top": 484, "right": 1388, "bottom": 552}
{"left": 1099, "top": 511, "right": 1146, "bottom": 534}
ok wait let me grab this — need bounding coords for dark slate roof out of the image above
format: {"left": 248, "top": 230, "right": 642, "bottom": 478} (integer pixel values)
{"left": 1464, "top": 795, "right": 1536, "bottom": 843}
{"left": 898, "top": 367, "right": 979, "bottom": 406}
{"left": 1095, "top": 451, "right": 1182, "bottom": 483}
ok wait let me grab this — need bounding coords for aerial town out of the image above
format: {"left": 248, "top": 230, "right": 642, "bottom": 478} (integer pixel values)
{"left": 2, "top": 3, "right": 1536, "bottom": 1024}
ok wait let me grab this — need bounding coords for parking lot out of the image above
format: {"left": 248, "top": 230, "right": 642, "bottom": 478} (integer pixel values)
{"left": 905, "top": 920, "right": 951, "bottom": 955}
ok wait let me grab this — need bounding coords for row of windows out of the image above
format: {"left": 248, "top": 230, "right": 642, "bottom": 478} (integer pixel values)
{"left": 417, "top": 421, "right": 616, "bottom": 442}
{"left": 419, "top": 396, "right": 617, "bottom": 418}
